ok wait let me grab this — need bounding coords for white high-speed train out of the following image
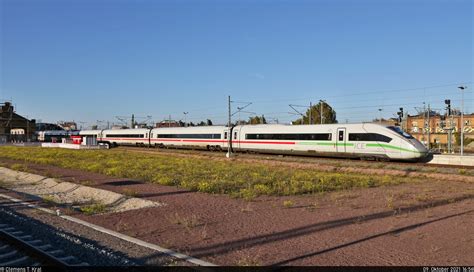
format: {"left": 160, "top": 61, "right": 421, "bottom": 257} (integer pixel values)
{"left": 80, "top": 123, "right": 428, "bottom": 161}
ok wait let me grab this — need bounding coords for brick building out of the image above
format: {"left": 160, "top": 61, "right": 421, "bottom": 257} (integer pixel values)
{"left": 405, "top": 113, "right": 474, "bottom": 148}
{"left": 0, "top": 102, "right": 36, "bottom": 143}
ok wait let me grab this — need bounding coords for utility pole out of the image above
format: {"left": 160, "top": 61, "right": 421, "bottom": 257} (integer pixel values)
{"left": 458, "top": 86, "right": 467, "bottom": 156}
{"left": 26, "top": 116, "right": 29, "bottom": 143}
{"left": 183, "top": 112, "right": 188, "bottom": 127}
{"left": 422, "top": 102, "right": 426, "bottom": 147}
{"left": 227, "top": 97, "right": 253, "bottom": 158}
{"left": 445, "top": 99, "right": 452, "bottom": 154}
{"left": 169, "top": 115, "right": 171, "bottom": 128}
{"left": 378, "top": 109, "right": 382, "bottom": 125}
{"left": 320, "top": 100, "right": 325, "bottom": 124}
{"left": 309, "top": 102, "right": 312, "bottom": 125}
{"left": 131, "top": 114, "right": 135, "bottom": 128}
{"left": 427, "top": 104, "right": 431, "bottom": 149}
{"left": 227, "top": 96, "right": 232, "bottom": 158}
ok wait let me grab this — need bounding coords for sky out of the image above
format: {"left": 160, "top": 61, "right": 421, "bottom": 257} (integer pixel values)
{"left": 1, "top": 0, "right": 473, "bottom": 128}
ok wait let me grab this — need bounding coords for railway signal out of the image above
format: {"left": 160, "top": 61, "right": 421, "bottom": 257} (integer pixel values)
{"left": 397, "top": 107, "right": 404, "bottom": 123}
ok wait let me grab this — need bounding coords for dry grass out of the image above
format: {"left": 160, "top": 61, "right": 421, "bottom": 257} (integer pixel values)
{"left": 283, "top": 200, "right": 295, "bottom": 208}
{"left": 0, "top": 146, "right": 421, "bottom": 198}
{"left": 168, "top": 213, "right": 200, "bottom": 230}
{"left": 122, "top": 188, "right": 138, "bottom": 197}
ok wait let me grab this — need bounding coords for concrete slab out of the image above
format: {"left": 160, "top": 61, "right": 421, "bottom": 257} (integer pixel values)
{"left": 0, "top": 167, "right": 163, "bottom": 213}
{"left": 41, "top": 143, "right": 102, "bottom": 150}
{"left": 428, "top": 154, "right": 474, "bottom": 166}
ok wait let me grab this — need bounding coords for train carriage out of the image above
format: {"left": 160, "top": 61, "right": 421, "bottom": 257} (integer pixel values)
{"left": 100, "top": 128, "right": 150, "bottom": 147}
{"left": 77, "top": 123, "right": 428, "bottom": 161}
{"left": 150, "top": 126, "right": 227, "bottom": 150}
{"left": 235, "top": 123, "right": 427, "bottom": 161}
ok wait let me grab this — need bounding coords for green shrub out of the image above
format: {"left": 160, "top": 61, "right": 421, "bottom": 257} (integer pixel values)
{"left": 80, "top": 203, "right": 106, "bottom": 215}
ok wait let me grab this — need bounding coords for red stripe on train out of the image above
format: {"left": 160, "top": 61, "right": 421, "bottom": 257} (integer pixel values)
{"left": 100, "top": 137, "right": 295, "bottom": 145}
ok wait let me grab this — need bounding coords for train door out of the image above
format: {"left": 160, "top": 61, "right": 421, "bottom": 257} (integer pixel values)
{"left": 336, "top": 128, "right": 346, "bottom": 153}
{"left": 223, "top": 128, "right": 231, "bottom": 150}
{"left": 233, "top": 129, "right": 240, "bottom": 150}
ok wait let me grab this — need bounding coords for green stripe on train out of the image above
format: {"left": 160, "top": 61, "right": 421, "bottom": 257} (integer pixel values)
{"left": 366, "top": 143, "right": 420, "bottom": 153}
{"left": 297, "top": 142, "right": 420, "bottom": 153}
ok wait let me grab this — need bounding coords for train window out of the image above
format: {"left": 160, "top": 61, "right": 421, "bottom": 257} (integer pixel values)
{"left": 349, "top": 133, "right": 392, "bottom": 143}
{"left": 387, "top": 126, "right": 414, "bottom": 139}
{"left": 224, "top": 132, "right": 227, "bottom": 139}
{"left": 245, "top": 133, "right": 332, "bottom": 141}
{"left": 157, "top": 134, "right": 221, "bottom": 139}
{"left": 338, "top": 131, "right": 344, "bottom": 141}
{"left": 106, "top": 134, "right": 144, "bottom": 138}
{"left": 234, "top": 132, "right": 237, "bottom": 139}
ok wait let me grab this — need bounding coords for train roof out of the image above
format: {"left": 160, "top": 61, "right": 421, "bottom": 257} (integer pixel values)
{"left": 151, "top": 126, "right": 227, "bottom": 132}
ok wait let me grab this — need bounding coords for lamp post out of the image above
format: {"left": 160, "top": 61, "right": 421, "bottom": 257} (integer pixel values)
{"left": 458, "top": 86, "right": 467, "bottom": 156}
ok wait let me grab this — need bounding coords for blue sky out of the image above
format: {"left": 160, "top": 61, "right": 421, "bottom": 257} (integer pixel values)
{"left": 1, "top": 0, "right": 472, "bottom": 127}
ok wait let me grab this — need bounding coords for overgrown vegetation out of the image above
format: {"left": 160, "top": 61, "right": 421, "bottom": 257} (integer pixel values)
{"left": 42, "top": 195, "right": 57, "bottom": 205}
{"left": 80, "top": 203, "right": 106, "bottom": 215}
{"left": 0, "top": 146, "right": 416, "bottom": 198}
{"left": 10, "top": 163, "right": 28, "bottom": 172}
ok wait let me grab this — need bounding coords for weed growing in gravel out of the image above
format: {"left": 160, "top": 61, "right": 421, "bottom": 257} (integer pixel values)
{"left": 305, "top": 202, "right": 319, "bottom": 212}
{"left": 415, "top": 193, "right": 432, "bottom": 203}
{"left": 236, "top": 256, "right": 261, "bottom": 266}
{"left": 386, "top": 194, "right": 395, "bottom": 210}
{"left": 122, "top": 188, "right": 138, "bottom": 197}
{"left": 200, "top": 224, "right": 209, "bottom": 240}
{"left": 458, "top": 169, "right": 467, "bottom": 175}
{"left": 283, "top": 200, "right": 294, "bottom": 208}
{"left": 168, "top": 213, "right": 200, "bottom": 229}
{"left": 80, "top": 203, "right": 106, "bottom": 215}
{"left": 0, "top": 146, "right": 414, "bottom": 199}
{"left": 42, "top": 195, "right": 57, "bottom": 205}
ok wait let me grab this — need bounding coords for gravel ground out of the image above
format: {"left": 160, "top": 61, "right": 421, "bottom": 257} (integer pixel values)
{"left": 0, "top": 196, "right": 190, "bottom": 266}
{"left": 1, "top": 157, "right": 473, "bottom": 266}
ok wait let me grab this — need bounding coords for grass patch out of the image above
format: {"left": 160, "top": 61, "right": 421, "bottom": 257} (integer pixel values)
{"left": 10, "top": 163, "right": 28, "bottom": 172}
{"left": 0, "top": 146, "right": 413, "bottom": 198}
{"left": 283, "top": 200, "right": 294, "bottom": 208}
{"left": 80, "top": 203, "right": 106, "bottom": 215}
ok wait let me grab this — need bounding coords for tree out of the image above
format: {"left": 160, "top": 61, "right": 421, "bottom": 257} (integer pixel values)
{"left": 292, "top": 101, "right": 337, "bottom": 125}
{"left": 248, "top": 115, "right": 267, "bottom": 125}
{"left": 206, "top": 119, "right": 213, "bottom": 126}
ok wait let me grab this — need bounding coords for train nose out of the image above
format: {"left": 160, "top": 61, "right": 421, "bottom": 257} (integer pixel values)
{"left": 409, "top": 139, "right": 429, "bottom": 156}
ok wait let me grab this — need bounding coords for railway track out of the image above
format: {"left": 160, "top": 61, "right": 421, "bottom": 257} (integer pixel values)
{"left": 0, "top": 223, "right": 88, "bottom": 267}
